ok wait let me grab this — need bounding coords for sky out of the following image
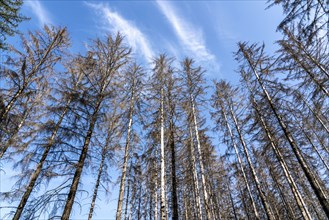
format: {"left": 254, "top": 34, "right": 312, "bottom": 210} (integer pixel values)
{"left": 1, "top": 0, "right": 284, "bottom": 219}
{"left": 17, "top": 0, "right": 284, "bottom": 82}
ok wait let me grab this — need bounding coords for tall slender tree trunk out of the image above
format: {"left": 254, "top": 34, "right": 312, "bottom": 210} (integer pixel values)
{"left": 241, "top": 44, "right": 329, "bottom": 217}
{"left": 124, "top": 163, "right": 132, "bottom": 220}
{"left": 116, "top": 94, "right": 135, "bottom": 220}
{"left": 241, "top": 71, "right": 313, "bottom": 220}
{"left": 154, "top": 154, "right": 158, "bottom": 220}
{"left": 149, "top": 186, "right": 153, "bottom": 220}
{"left": 189, "top": 125, "right": 203, "bottom": 220}
{"left": 183, "top": 195, "right": 189, "bottom": 220}
{"left": 61, "top": 99, "right": 102, "bottom": 220}
{"left": 169, "top": 125, "right": 178, "bottom": 220}
{"left": 89, "top": 105, "right": 119, "bottom": 219}
{"left": 88, "top": 148, "right": 105, "bottom": 220}
{"left": 160, "top": 88, "right": 167, "bottom": 220}
{"left": 166, "top": 81, "right": 178, "bottom": 220}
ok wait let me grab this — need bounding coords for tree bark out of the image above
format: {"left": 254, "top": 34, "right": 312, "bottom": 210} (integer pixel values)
{"left": 189, "top": 125, "right": 203, "bottom": 220}
{"left": 160, "top": 88, "right": 167, "bottom": 220}
{"left": 116, "top": 93, "right": 135, "bottom": 220}
{"left": 88, "top": 148, "right": 105, "bottom": 220}
{"left": 169, "top": 125, "right": 178, "bottom": 220}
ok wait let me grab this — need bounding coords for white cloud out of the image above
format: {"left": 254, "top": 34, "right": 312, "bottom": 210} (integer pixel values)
{"left": 26, "top": 0, "right": 52, "bottom": 26}
{"left": 86, "top": 3, "right": 154, "bottom": 63}
{"left": 156, "top": 1, "right": 216, "bottom": 64}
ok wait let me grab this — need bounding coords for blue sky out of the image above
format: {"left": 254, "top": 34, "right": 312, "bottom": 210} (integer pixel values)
{"left": 1, "top": 1, "right": 284, "bottom": 219}
{"left": 19, "top": 0, "right": 284, "bottom": 81}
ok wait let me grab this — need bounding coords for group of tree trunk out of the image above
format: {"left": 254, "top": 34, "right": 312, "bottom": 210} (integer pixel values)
{"left": 0, "top": 0, "right": 328, "bottom": 219}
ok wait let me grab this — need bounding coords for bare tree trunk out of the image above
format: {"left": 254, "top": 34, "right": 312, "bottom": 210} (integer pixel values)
{"left": 149, "top": 186, "right": 153, "bottom": 220}
{"left": 166, "top": 79, "right": 178, "bottom": 220}
{"left": 137, "top": 184, "right": 142, "bottom": 220}
{"left": 160, "top": 88, "right": 167, "bottom": 220}
{"left": 240, "top": 43, "right": 329, "bottom": 217}
{"left": 89, "top": 103, "right": 120, "bottom": 219}
{"left": 124, "top": 163, "right": 132, "bottom": 220}
{"left": 116, "top": 94, "right": 134, "bottom": 220}
{"left": 169, "top": 125, "right": 178, "bottom": 220}
{"left": 189, "top": 125, "right": 203, "bottom": 220}
{"left": 88, "top": 148, "right": 105, "bottom": 220}
{"left": 154, "top": 154, "right": 158, "bottom": 220}
{"left": 61, "top": 99, "right": 102, "bottom": 220}
{"left": 183, "top": 195, "right": 189, "bottom": 220}
{"left": 241, "top": 70, "right": 313, "bottom": 219}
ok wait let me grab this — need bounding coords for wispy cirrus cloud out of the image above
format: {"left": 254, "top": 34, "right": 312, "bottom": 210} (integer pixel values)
{"left": 86, "top": 3, "right": 154, "bottom": 63}
{"left": 25, "top": 0, "right": 52, "bottom": 27}
{"left": 156, "top": 1, "right": 216, "bottom": 65}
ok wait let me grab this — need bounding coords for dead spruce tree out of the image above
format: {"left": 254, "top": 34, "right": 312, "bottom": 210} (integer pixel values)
{"left": 116, "top": 63, "right": 145, "bottom": 220}
{"left": 61, "top": 33, "right": 131, "bottom": 220}
{"left": 147, "top": 54, "right": 175, "bottom": 220}
{"left": 180, "top": 58, "right": 212, "bottom": 220}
